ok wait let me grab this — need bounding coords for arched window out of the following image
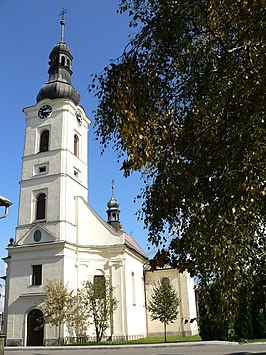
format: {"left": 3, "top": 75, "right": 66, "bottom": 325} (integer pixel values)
{"left": 61, "top": 56, "right": 65, "bottom": 66}
{"left": 93, "top": 275, "right": 105, "bottom": 298}
{"left": 74, "top": 134, "right": 79, "bottom": 157}
{"left": 39, "top": 130, "right": 49, "bottom": 152}
{"left": 132, "top": 272, "right": 136, "bottom": 305}
{"left": 162, "top": 277, "right": 170, "bottom": 286}
{"left": 36, "top": 193, "right": 46, "bottom": 220}
{"left": 94, "top": 275, "right": 104, "bottom": 285}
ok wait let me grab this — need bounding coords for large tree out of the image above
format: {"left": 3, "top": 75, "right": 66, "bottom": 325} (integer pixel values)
{"left": 93, "top": 0, "right": 265, "bottom": 338}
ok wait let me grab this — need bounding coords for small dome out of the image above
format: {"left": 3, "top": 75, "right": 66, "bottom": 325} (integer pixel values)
{"left": 107, "top": 195, "right": 119, "bottom": 209}
{"left": 50, "top": 41, "right": 72, "bottom": 55}
{"left": 37, "top": 80, "right": 80, "bottom": 105}
{"left": 106, "top": 181, "right": 121, "bottom": 232}
{"left": 107, "top": 181, "right": 120, "bottom": 209}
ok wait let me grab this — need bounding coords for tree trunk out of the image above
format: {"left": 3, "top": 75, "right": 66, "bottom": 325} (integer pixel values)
{"left": 58, "top": 323, "right": 64, "bottom": 345}
{"left": 58, "top": 323, "right": 61, "bottom": 345}
{"left": 164, "top": 322, "right": 167, "bottom": 343}
{"left": 96, "top": 325, "right": 100, "bottom": 343}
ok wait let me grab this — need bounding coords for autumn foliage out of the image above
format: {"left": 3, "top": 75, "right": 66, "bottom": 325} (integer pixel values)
{"left": 92, "top": 0, "right": 265, "bottom": 339}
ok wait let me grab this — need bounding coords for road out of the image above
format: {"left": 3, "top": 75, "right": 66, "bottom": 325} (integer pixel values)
{"left": 5, "top": 342, "right": 266, "bottom": 355}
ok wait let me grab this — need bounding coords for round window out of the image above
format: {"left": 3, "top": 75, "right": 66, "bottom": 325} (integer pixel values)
{"left": 33, "top": 230, "right": 42, "bottom": 242}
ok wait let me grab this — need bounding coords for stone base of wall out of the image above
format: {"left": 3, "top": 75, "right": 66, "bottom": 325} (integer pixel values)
{"left": 6, "top": 339, "right": 23, "bottom": 346}
{"left": 148, "top": 330, "right": 197, "bottom": 337}
{"left": 6, "top": 338, "right": 63, "bottom": 347}
{"left": 44, "top": 338, "right": 63, "bottom": 346}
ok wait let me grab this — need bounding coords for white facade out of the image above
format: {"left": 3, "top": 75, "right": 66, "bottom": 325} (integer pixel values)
{"left": 4, "top": 94, "right": 147, "bottom": 345}
{"left": 4, "top": 27, "right": 198, "bottom": 346}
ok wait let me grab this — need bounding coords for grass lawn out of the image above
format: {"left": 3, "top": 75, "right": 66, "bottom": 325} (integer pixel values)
{"left": 69, "top": 334, "right": 202, "bottom": 346}
{"left": 69, "top": 335, "right": 266, "bottom": 346}
{"left": 134, "top": 335, "right": 202, "bottom": 343}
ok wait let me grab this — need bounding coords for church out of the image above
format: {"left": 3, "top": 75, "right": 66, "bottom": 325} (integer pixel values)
{"left": 3, "top": 17, "right": 198, "bottom": 346}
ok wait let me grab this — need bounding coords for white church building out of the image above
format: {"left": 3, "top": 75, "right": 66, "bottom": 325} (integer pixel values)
{"left": 3, "top": 17, "right": 198, "bottom": 346}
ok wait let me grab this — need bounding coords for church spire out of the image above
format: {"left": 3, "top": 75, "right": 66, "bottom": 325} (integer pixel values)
{"left": 107, "top": 180, "right": 122, "bottom": 232}
{"left": 36, "top": 10, "right": 80, "bottom": 105}
{"left": 60, "top": 8, "right": 67, "bottom": 42}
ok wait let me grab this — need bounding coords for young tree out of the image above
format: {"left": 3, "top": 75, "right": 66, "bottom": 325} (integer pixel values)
{"left": 40, "top": 280, "right": 75, "bottom": 344}
{"left": 81, "top": 278, "right": 118, "bottom": 343}
{"left": 92, "top": 0, "right": 265, "bottom": 337}
{"left": 148, "top": 278, "right": 179, "bottom": 342}
{"left": 66, "top": 289, "right": 88, "bottom": 339}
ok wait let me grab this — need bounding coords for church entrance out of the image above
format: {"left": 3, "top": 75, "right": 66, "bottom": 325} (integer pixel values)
{"left": 27, "top": 309, "right": 44, "bottom": 346}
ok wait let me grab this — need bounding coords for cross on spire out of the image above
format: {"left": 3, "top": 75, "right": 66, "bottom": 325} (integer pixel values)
{"left": 59, "top": 8, "right": 67, "bottom": 42}
{"left": 60, "top": 8, "right": 67, "bottom": 20}
{"left": 111, "top": 179, "right": 115, "bottom": 196}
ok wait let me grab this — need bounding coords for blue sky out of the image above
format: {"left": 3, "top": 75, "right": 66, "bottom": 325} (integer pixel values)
{"left": 0, "top": 0, "right": 156, "bottom": 280}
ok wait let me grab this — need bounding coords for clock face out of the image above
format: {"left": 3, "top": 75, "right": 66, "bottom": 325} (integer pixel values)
{"left": 38, "top": 105, "right": 52, "bottom": 119}
{"left": 75, "top": 110, "right": 83, "bottom": 125}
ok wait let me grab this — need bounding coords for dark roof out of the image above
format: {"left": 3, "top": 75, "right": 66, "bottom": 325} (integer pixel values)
{"left": 124, "top": 233, "right": 147, "bottom": 258}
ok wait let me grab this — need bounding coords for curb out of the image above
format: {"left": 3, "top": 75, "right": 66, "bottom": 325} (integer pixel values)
{"left": 5, "top": 341, "right": 239, "bottom": 351}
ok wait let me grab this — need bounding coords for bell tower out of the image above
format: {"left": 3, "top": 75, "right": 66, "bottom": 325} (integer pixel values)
{"left": 15, "top": 14, "right": 91, "bottom": 245}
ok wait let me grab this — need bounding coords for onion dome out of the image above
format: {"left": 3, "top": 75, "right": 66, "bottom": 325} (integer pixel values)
{"left": 36, "top": 12, "right": 80, "bottom": 105}
{"left": 107, "top": 181, "right": 121, "bottom": 232}
{"left": 107, "top": 184, "right": 120, "bottom": 209}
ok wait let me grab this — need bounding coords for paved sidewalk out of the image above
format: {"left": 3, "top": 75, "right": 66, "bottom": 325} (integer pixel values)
{"left": 4, "top": 341, "right": 266, "bottom": 355}
{"left": 5, "top": 340, "right": 239, "bottom": 351}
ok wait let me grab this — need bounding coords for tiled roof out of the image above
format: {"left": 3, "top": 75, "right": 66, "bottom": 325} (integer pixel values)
{"left": 124, "top": 233, "right": 147, "bottom": 258}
